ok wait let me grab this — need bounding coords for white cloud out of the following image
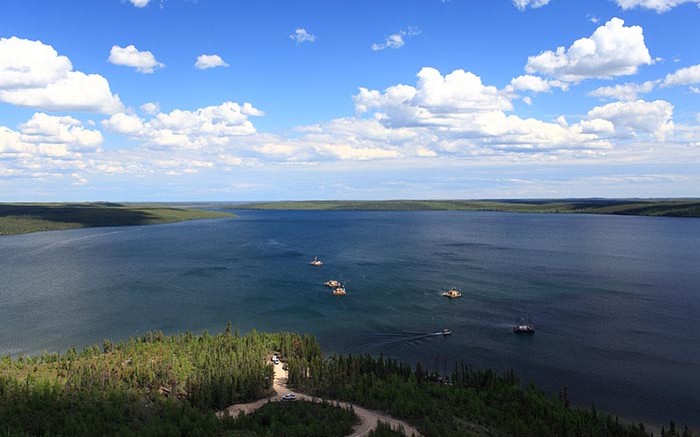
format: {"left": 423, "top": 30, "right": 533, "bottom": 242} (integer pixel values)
{"left": 354, "top": 67, "right": 611, "bottom": 153}
{"left": 0, "top": 37, "right": 123, "bottom": 114}
{"left": 589, "top": 80, "right": 658, "bottom": 101}
{"left": 103, "top": 112, "right": 145, "bottom": 136}
{"left": 0, "top": 113, "right": 101, "bottom": 182}
{"left": 140, "top": 102, "right": 160, "bottom": 115}
{"left": 616, "top": 0, "right": 700, "bottom": 12}
{"left": 283, "top": 117, "right": 428, "bottom": 161}
{"left": 662, "top": 64, "right": 700, "bottom": 87}
{"left": 128, "top": 0, "right": 151, "bottom": 7}
{"left": 108, "top": 45, "right": 165, "bottom": 73}
{"left": 587, "top": 63, "right": 700, "bottom": 102}
{"left": 510, "top": 75, "right": 552, "bottom": 93}
{"left": 0, "top": 37, "right": 72, "bottom": 89}
{"left": 19, "top": 113, "right": 103, "bottom": 152}
{"left": 525, "top": 17, "right": 652, "bottom": 82}
{"left": 103, "top": 101, "right": 263, "bottom": 149}
{"left": 372, "top": 27, "right": 420, "bottom": 51}
{"left": 355, "top": 67, "right": 513, "bottom": 122}
{"left": 587, "top": 99, "right": 674, "bottom": 140}
{"left": 289, "top": 28, "right": 316, "bottom": 44}
{"left": 512, "top": 0, "right": 552, "bottom": 10}
{"left": 508, "top": 75, "right": 568, "bottom": 93}
{"left": 0, "top": 71, "right": 124, "bottom": 114}
{"left": 195, "top": 54, "right": 229, "bottom": 70}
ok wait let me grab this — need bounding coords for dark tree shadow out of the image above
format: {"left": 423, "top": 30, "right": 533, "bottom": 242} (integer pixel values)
{"left": 0, "top": 203, "right": 162, "bottom": 228}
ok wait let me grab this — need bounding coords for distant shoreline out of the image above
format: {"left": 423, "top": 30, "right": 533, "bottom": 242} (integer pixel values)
{"left": 2, "top": 199, "right": 698, "bottom": 237}
{"left": 235, "top": 199, "right": 700, "bottom": 218}
{"left": 0, "top": 203, "right": 233, "bottom": 236}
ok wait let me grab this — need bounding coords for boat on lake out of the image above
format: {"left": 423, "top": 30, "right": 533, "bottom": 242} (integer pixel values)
{"left": 513, "top": 315, "right": 535, "bottom": 334}
{"left": 332, "top": 287, "right": 347, "bottom": 296}
{"left": 440, "top": 328, "right": 452, "bottom": 336}
{"left": 442, "top": 288, "right": 462, "bottom": 298}
{"left": 310, "top": 257, "right": 323, "bottom": 266}
{"left": 325, "top": 279, "right": 342, "bottom": 287}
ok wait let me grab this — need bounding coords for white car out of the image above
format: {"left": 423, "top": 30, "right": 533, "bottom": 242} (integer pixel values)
{"left": 272, "top": 357, "right": 280, "bottom": 365}
{"left": 281, "top": 393, "right": 296, "bottom": 401}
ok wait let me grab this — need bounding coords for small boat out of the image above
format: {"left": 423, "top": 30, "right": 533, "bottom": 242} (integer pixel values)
{"left": 324, "top": 279, "right": 342, "bottom": 288}
{"left": 310, "top": 257, "right": 323, "bottom": 266}
{"left": 513, "top": 315, "right": 535, "bottom": 334}
{"left": 332, "top": 287, "right": 347, "bottom": 296}
{"left": 442, "top": 288, "right": 462, "bottom": 298}
{"left": 440, "top": 328, "right": 452, "bottom": 336}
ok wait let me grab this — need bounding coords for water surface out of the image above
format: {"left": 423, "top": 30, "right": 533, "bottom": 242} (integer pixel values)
{"left": 1, "top": 210, "right": 698, "bottom": 426}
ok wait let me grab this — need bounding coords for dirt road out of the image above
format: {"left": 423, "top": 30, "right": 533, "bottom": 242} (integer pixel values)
{"left": 221, "top": 361, "right": 422, "bottom": 437}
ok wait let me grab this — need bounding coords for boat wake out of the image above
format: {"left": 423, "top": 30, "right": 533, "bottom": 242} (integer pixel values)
{"left": 350, "top": 330, "right": 450, "bottom": 350}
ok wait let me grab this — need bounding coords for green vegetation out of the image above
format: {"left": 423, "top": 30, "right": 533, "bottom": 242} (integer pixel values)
{"left": 0, "top": 328, "right": 322, "bottom": 436}
{"left": 237, "top": 199, "right": 700, "bottom": 218}
{"left": 369, "top": 421, "right": 410, "bottom": 437}
{"left": 0, "top": 327, "right": 694, "bottom": 436}
{"left": 285, "top": 354, "right": 693, "bottom": 437}
{"left": 228, "top": 401, "right": 358, "bottom": 437}
{"left": 0, "top": 202, "right": 232, "bottom": 236}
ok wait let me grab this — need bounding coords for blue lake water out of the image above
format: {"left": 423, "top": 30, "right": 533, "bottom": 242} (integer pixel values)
{"left": 1, "top": 210, "right": 699, "bottom": 427}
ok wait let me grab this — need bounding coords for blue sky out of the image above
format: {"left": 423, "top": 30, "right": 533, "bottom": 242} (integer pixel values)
{"left": 1, "top": 0, "right": 699, "bottom": 201}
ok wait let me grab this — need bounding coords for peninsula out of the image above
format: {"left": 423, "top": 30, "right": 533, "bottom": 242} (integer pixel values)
{"left": 0, "top": 203, "right": 232, "bottom": 236}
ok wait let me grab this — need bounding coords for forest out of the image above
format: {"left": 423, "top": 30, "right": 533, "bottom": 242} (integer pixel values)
{"left": 0, "top": 326, "right": 694, "bottom": 437}
{"left": 236, "top": 199, "right": 700, "bottom": 218}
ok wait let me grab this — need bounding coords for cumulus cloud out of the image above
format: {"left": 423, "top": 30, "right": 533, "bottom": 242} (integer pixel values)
{"left": 0, "top": 37, "right": 123, "bottom": 114}
{"left": 662, "top": 64, "right": 700, "bottom": 87}
{"left": 108, "top": 45, "right": 165, "bottom": 73}
{"left": 587, "top": 63, "right": 700, "bottom": 101}
{"left": 589, "top": 80, "right": 658, "bottom": 101}
{"left": 103, "top": 112, "right": 145, "bottom": 136}
{"left": 353, "top": 67, "right": 612, "bottom": 153}
{"left": 525, "top": 18, "right": 652, "bottom": 82}
{"left": 195, "top": 54, "right": 229, "bottom": 70}
{"left": 355, "top": 67, "right": 513, "bottom": 121}
{"left": 0, "top": 37, "right": 72, "bottom": 89}
{"left": 4, "top": 63, "right": 694, "bottom": 189}
{"left": 289, "top": 28, "right": 316, "bottom": 44}
{"left": 512, "top": 0, "right": 552, "bottom": 10}
{"left": 587, "top": 99, "right": 674, "bottom": 140}
{"left": 348, "top": 66, "right": 693, "bottom": 160}
{"left": 19, "top": 113, "right": 103, "bottom": 152}
{"left": 0, "top": 72, "right": 124, "bottom": 114}
{"left": 616, "top": 0, "right": 700, "bottom": 12}
{"left": 0, "top": 113, "right": 102, "bottom": 182}
{"left": 371, "top": 27, "right": 420, "bottom": 51}
{"left": 103, "top": 101, "right": 263, "bottom": 149}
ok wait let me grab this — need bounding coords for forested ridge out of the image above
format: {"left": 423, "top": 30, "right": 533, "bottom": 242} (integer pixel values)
{"left": 0, "top": 327, "right": 693, "bottom": 436}
{"left": 237, "top": 199, "right": 700, "bottom": 218}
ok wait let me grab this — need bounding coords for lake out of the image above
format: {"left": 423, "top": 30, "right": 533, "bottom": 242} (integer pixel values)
{"left": 1, "top": 210, "right": 698, "bottom": 427}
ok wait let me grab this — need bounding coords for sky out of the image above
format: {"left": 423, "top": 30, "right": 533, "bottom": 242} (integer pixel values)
{"left": 1, "top": 0, "right": 699, "bottom": 201}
